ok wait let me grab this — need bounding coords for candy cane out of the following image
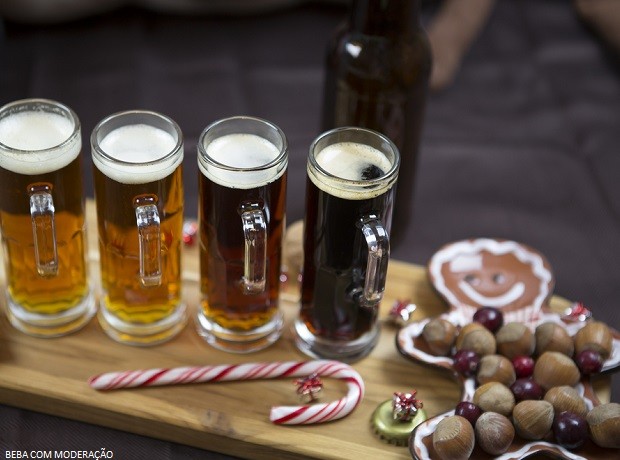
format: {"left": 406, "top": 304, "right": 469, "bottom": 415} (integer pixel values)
{"left": 88, "top": 360, "right": 364, "bottom": 425}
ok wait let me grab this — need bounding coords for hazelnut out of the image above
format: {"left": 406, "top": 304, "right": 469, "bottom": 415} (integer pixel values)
{"left": 496, "top": 322, "right": 535, "bottom": 359}
{"left": 512, "top": 400, "right": 554, "bottom": 440}
{"left": 533, "top": 351, "right": 580, "bottom": 390}
{"left": 477, "top": 354, "right": 516, "bottom": 386}
{"left": 422, "top": 318, "right": 458, "bottom": 356}
{"left": 543, "top": 385, "right": 588, "bottom": 417}
{"left": 432, "top": 415, "right": 475, "bottom": 460}
{"left": 534, "top": 322, "right": 574, "bottom": 357}
{"left": 473, "top": 382, "right": 515, "bottom": 416}
{"left": 455, "top": 323, "right": 496, "bottom": 357}
{"left": 574, "top": 321, "right": 613, "bottom": 360}
{"left": 587, "top": 403, "right": 620, "bottom": 449}
{"left": 475, "top": 411, "right": 515, "bottom": 455}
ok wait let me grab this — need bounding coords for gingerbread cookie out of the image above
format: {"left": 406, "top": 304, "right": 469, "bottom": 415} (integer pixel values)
{"left": 428, "top": 238, "right": 554, "bottom": 325}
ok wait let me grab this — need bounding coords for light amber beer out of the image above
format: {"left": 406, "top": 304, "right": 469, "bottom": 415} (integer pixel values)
{"left": 197, "top": 116, "right": 288, "bottom": 353}
{"left": 91, "top": 111, "right": 186, "bottom": 345}
{"left": 0, "top": 99, "right": 94, "bottom": 337}
{"left": 294, "top": 127, "right": 400, "bottom": 361}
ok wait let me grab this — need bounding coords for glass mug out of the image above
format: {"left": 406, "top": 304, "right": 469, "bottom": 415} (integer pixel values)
{"left": 196, "top": 116, "right": 288, "bottom": 353}
{"left": 0, "top": 98, "right": 95, "bottom": 337}
{"left": 91, "top": 110, "right": 186, "bottom": 345}
{"left": 294, "top": 127, "right": 400, "bottom": 361}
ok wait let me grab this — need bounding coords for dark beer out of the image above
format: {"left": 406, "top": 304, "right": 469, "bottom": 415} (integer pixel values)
{"left": 295, "top": 128, "right": 399, "bottom": 361}
{"left": 92, "top": 115, "right": 186, "bottom": 345}
{"left": 0, "top": 100, "right": 94, "bottom": 336}
{"left": 197, "top": 120, "right": 288, "bottom": 352}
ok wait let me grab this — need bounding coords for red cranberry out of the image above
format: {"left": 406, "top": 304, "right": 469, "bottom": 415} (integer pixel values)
{"left": 510, "top": 377, "right": 543, "bottom": 402}
{"left": 575, "top": 349, "right": 603, "bottom": 375}
{"left": 452, "top": 349, "right": 480, "bottom": 377}
{"left": 454, "top": 401, "right": 482, "bottom": 426}
{"left": 472, "top": 306, "right": 504, "bottom": 333}
{"left": 553, "top": 411, "right": 589, "bottom": 450}
{"left": 512, "top": 355, "right": 535, "bottom": 378}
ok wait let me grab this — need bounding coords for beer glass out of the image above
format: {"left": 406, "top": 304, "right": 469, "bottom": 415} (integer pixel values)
{"left": 197, "top": 116, "right": 287, "bottom": 353}
{"left": 91, "top": 110, "right": 186, "bottom": 345}
{"left": 294, "top": 127, "right": 400, "bottom": 361}
{"left": 0, "top": 98, "right": 95, "bottom": 337}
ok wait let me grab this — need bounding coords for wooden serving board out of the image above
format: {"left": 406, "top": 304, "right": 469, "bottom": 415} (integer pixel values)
{"left": 0, "top": 202, "right": 610, "bottom": 460}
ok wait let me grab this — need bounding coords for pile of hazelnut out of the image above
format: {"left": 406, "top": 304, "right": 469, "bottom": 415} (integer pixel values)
{"left": 421, "top": 307, "right": 619, "bottom": 459}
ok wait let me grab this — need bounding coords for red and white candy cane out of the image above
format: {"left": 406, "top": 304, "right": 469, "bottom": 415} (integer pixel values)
{"left": 88, "top": 360, "right": 364, "bottom": 425}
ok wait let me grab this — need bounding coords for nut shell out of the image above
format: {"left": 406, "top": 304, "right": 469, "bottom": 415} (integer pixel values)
{"left": 422, "top": 318, "right": 458, "bottom": 356}
{"left": 512, "top": 400, "right": 554, "bottom": 440}
{"left": 533, "top": 351, "right": 580, "bottom": 390}
{"left": 496, "top": 322, "right": 535, "bottom": 359}
{"left": 455, "top": 323, "right": 497, "bottom": 357}
{"left": 475, "top": 411, "right": 515, "bottom": 455}
{"left": 587, "top": 402, "right": 620, "bottom": 449}
{"left": 432, "top": 415, "right": 475, "bottom": 460}
{"left": 477, "top": 355, "right": 516, "bottom": 386}
{"left": 574, "top": 321, "right": 613, "bottom": 360}
{"left": 534, "top": 322, "right": 574, "bottom": 357}
{"left": 543, "top": 385, "right": 588, "bottom": 417}
{"left": 473, "top": 382, "right": 515, "bottom": 416}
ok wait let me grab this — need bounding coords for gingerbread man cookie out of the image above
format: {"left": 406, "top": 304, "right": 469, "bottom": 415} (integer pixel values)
{"left": 396, "top": 238, "right": 620, "bottom": 459}
{"left": 428, "top": 238, "right": 554, "bottom": 325}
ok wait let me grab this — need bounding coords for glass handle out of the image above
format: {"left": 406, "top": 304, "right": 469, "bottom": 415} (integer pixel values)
{"left": 359, "top": 215, "right": 390, "bottom": 305}
{"left": 28, "top": 184, "right": 58, "bottom": 277}
{"left": 134, "top": 196, "right": 162, "bottom": 287}
{"left": 241, "top": 207, "right": 267, "bottom": 294}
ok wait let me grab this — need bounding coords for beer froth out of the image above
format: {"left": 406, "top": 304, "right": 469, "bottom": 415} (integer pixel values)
{"left": 311, "top": 142, "right": 394, "bottom": 200}
{"left": 0, "top": 111, "right": 80, "bottom": 175}
{"left": 199, "top": 133, "right": 284, "bottom": 189}
{"left": 95, "top": 124, "right": 182, "bottom": 184}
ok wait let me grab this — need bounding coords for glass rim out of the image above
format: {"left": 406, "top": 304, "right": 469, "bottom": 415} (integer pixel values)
{"left": 91, "top": 109, "right": 184, "bottom": 167}
{"left": 198, "top": 115, "right": 288, "bottom": 173}
{"left": 308, "top": 126, "right": 400, "bottom": 188}
{"left": 0, "top": 98, "right": 81, "bottom": 154}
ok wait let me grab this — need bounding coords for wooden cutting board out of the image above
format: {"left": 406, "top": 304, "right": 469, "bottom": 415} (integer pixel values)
{"left": 0, "top": 201, "right": 609, "bottom": 460}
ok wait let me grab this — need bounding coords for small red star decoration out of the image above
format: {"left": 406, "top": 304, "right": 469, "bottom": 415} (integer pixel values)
{"left": 392, "top": 390, "right": 423, "bottom": 422}
{"left": 294, "top": 373, "right": 323, "bottom": 402}
{"left": 182, "top": 221, "right": 198, "bottom": 246}
{"left": 388, "top": 299, "right": 417, "bottom": 326}
{"left": 562, "top": 302, "right": 592, "bottom": 323}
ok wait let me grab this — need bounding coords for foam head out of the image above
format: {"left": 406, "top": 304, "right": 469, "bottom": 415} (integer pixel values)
{"left": 199, "top": 133, "right": 285, "bottom": 189}
{"left": 310, "top": 141, "right": 395, "bottom": 200}
{"left": 0, "top": 110, "right": 80, "bottom": 175}
{"left": 93, "top": 123, "right": 183, "bottom": 184}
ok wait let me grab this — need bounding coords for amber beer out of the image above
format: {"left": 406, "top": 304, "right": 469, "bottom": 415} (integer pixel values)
{"left": 0, "top": 99, "right": 94, "bottom": 336}
{"left": 197, "top": 116, "right": 287, "bottom": 353}
{"left": 295, "top": 127, "right": 399, "bottom": 361}
{"left": 91, "top": 111, "right": 186, "bottom": 345}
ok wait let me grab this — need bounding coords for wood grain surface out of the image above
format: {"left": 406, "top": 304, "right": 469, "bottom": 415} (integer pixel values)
{"left": 0, "top": 201, "right": 609, "bottom": 460}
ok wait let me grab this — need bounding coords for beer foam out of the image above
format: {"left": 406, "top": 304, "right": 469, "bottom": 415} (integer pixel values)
{"left": 0, "top": 111, "right": 80, "bottom": 175}
{"left": 310, "top": 142, "right": 395, "bottom": 200}
{"left": 199, "top": 133, "right": 285, "bottom": 189}
{"left": 94, "top": 124, "right": 182, "bottom": 184}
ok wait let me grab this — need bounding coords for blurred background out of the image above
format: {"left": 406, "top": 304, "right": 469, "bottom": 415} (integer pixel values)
{"left": 0, "top": 0, "right": 619, "bottom": 458}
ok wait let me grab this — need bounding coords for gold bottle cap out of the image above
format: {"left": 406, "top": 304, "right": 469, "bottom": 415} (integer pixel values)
{"left": 371, "top": 399, "right": 427, "bottom": 446}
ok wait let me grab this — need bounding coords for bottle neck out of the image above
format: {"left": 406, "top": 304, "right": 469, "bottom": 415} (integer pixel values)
{"left": 349, "top": 0, "right": 421, "bottom": 36}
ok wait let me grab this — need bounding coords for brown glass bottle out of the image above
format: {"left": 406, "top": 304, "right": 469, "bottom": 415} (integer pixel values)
{"left": 321, "top": 0, "right": 431, "bottom": 246}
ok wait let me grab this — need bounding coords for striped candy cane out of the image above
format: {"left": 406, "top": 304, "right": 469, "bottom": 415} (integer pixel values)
{"left": 88, "top": 360, "right": 364, "bottom": 425}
